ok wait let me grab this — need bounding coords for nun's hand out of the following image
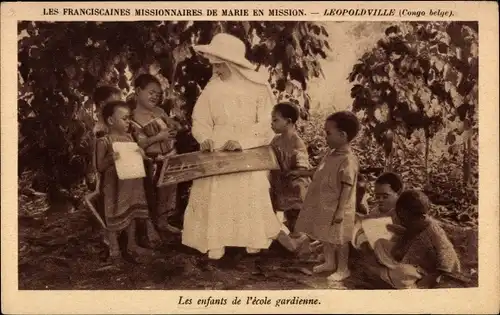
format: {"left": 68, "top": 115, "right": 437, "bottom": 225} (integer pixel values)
{"left": 200, "top": 139, "right": 215, "bottom": 152}
{"left": 222, "top": 140, "right": 242, "bottom": 152}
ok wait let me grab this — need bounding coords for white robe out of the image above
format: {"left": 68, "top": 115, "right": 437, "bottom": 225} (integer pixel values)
{"left": 182, "top": 73, "right": 282, "bottom": 253}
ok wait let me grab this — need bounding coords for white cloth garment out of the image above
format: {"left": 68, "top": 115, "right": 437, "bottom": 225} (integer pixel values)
{"left": 182, "top": 67, "right": 282, "bottom": 253}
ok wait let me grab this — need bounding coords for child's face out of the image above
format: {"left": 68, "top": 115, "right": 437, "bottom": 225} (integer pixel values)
{"left": 137, "top": 82, "right": 162, "bottom": 109}
{"left": 271, "top": 110, "right": 290, "bottom": 134}
{"left": 396, "top": 207, "right": 412, "bottom": 227}
{"left": 324, "top": 120, "right": 347, "bottom": 149}
{"left": 108, "top": 106, "right": 131, "bottom": 133}
{"left": 374, "top": 183, "right": 399, "bottom": 213}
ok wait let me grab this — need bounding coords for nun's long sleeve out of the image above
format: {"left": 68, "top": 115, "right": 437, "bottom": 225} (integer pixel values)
{"left": 191, "top": 89, "right": 214, "bottom": 145}
{"left": 238, "top": 88, "right": 275, "bottom": 150}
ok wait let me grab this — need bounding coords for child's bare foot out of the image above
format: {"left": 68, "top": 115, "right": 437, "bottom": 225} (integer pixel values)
{"left": 292, "top": 234, "right": 310, "bottom": 253}
{"left": 158, "top": 217, "right": 182, "bottom": 234}
{"left": 309, "top": 240, "right": 323, "bottom": 253}
{"left": 109, "top": 253, "right": 122, "bottom": 263}
{"left": 313, "top": 262, "right": 335, "bottom": 274}
{"left": 146, "top": 225, "right": 163, "bottom": 249}
{"left": 327, "top": 269, "right": 351, "bottom": 281}
{"left": 148, "top": 235, "right": 163, "bottom": 249}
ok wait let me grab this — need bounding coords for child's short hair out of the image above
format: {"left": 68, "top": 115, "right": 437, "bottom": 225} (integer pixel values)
{"left": 134, "top": 73, "right": 161, "bottom": 90}
{"left": 395, "top": 189, "right": 430, "bottom": 218}
{"left": 102, "top": 101, "right": 129, "bottom": 126}
{"left": 326, "top": 111, "right": 360, "bottom": 142}
{"left": 273, "top": 102, "right": 300, "bottom": 124}
{"left": 375, "top": 172, "right": 404, "bottom": 194}
{"left": 93, "top": 86, "right": 120, "bottom": 106}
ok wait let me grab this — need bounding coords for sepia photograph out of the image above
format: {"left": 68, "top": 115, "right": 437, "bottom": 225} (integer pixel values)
{"left": 16, "top": 19, "right": 481, "bottom": 292}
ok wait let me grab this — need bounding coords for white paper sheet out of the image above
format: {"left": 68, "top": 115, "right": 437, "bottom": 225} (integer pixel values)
{"left": 112, "top": 142, "right": 146, "bottom": 180}
{"left": 361, "top": 217, "right": 395, "bottom": 249}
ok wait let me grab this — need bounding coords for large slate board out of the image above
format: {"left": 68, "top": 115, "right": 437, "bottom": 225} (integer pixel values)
{"left": 157, "top": 145, "right": 280, "bottom": 187}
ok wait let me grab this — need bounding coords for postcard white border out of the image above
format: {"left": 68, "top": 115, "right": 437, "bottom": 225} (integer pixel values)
{"left": 1, "top": 1, "right": 499, "bottom": 314}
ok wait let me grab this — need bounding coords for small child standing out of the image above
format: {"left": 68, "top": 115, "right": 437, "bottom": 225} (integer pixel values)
{"left": 270, "top": 102, "right": 311, "bottom": 235}
{"left": 130, "top": 74, "right": 181, "bottom": 234}
{"left": 295, "top": 111, "right": 360, "bottom": 281}
{"left": 96, "top": 101, "right": 160, "bottom": 262}
{"left": 86, "top": 86, "right": 122, "bottom": 191}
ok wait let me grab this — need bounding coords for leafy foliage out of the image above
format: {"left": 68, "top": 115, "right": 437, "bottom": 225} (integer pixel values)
{"left": 349, "top": 22, "right": 478, "bottom": 136}
{"left": 347, "top": 21, "right": 478, "bottom": 185}
{"left": 18, "top": 21, "right": 330, "bottom": 198}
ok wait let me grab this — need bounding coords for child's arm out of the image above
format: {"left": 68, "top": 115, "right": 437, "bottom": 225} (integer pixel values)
{"left": 413, "top": 225, "right": 462, "bottom": 288}
{"left": 288, "top": 147, "right": 327, "bottom": 178}
{"left": 133, "top": 123, "right": 174, "bottom": 149}
{"left": 96, "top": 138, "right": 118, "bottom": 172}
{"left": 162, "top": 115, "right": 183, "bottom": 131}
{"left": 287, "top": 168, "right": 316, "bottom": 178}
{"left": 136, "top": 132, "right": 171, "bottom": 149}
{"left": 332, "top": 182, "right": 355, "bottom": 224}
{"left": 332, "top": 158, "right": 358, "bottom": 224}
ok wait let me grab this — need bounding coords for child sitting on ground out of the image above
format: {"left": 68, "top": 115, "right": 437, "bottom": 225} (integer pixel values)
{"left": 352, "top": 172, "right": 405, "bottom": 253}
{"left": 295, "top": 111, "right": 360, "bottom": 281}
{"left": 366, "top": 189, "right": 462, "bottom": 289}
{"left": 96, "top": 101, "right": 161, "bottom": 263}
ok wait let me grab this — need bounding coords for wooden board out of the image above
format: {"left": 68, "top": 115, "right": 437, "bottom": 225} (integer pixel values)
{"left": 157, "top": 145, "right": 280, "bottom": 187}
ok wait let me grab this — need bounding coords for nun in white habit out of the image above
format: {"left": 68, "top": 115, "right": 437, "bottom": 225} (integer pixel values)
{"left": 182, "top": 33, "right": 283, "bottom": 260}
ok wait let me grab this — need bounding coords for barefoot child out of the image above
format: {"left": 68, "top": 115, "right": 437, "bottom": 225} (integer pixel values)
{"left": 352, "top": 172, "right": 405, "bottom": 252}
{"left": 130, "top": 74, "right": 182, "bottom": 234}
{"left": 270, "top": 102, "right": 311, "bottom": 235}
{"left": 269, "top": 102, "right": 311, "bottom": 252}
{"left": 295, "top": 111, "right": 360, "bottom": 281}
{"left": 96, "top": 101, "right": 160, "bottom": 262}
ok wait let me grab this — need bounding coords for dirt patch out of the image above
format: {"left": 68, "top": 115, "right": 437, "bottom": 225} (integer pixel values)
{"left": 18, "top": 195, "right": 478, "bottom": 290}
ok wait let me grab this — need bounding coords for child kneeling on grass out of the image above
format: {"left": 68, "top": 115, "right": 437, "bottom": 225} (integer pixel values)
{"left": 352, "top": 172, "right": 405, "bottom": 254}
